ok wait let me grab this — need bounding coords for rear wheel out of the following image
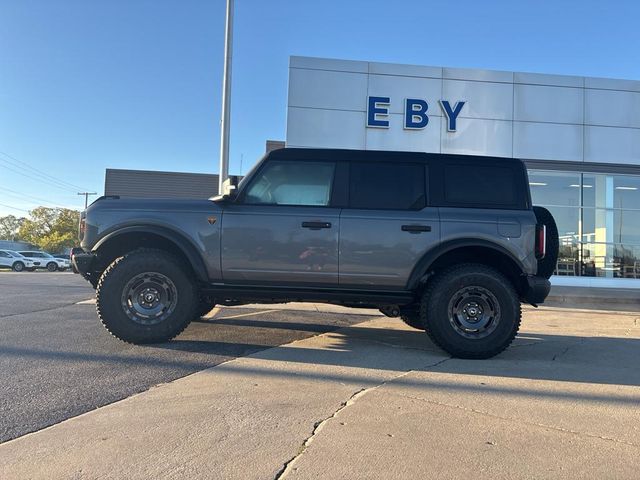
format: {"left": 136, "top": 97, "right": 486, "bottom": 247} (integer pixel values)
{"left": 96, "top": 249, "right": 198, "bottom": 344}
{"left": 12, "top": 261, "right": 25, "bottom": 272}
{"left": 47, "top": 262, "right": 58, "bottom": 272}
{"left": 421, "top": 264, "right": 521, "bottom": 359}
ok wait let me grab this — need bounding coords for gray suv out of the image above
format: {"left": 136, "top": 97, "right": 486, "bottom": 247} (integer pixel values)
{"left": 72, "top": 149, "right": 558, "bottom": 359}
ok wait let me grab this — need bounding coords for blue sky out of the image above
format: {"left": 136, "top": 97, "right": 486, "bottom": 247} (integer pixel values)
{"left": 1, "top": 0, "right": 639, "bottom": 216}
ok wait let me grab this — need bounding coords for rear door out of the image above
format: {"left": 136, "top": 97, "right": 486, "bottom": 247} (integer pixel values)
{"left": 221, "top": 159, "right": 341, "bottom": 286}
{"left": 339, "top": 160, "right": 440, "bottom": 289}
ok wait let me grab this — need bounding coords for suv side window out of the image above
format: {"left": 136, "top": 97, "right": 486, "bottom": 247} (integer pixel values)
{"left": 0, "top": 251, "right": 9, "bottom": 257}
{"left": 243, "top": 161, "right": 335, "bottom": 206}
{"left": 441, "top": 163, "right": 520, "bottom": 209}
{"left": 349, "top": 162, "right": 426, "bottom": 210}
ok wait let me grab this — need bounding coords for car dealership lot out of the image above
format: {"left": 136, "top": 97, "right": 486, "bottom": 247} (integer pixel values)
{"left": 1, "top": 273, "right": 639, "bottom": 478}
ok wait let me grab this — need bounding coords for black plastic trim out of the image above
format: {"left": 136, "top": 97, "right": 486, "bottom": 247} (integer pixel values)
{"left": 522, "top": 275, "right": 551, "bottom": 305}
{"left": 406, "top": 239, "right": 527, "bottom": 290}
{"left": 200, "top": 283, "right": 416, "bottom": 306}
{"left": 91, "top": 225, "right": 209, "bottom": 281}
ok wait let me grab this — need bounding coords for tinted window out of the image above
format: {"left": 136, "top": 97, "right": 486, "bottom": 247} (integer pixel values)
{"left": 349, "top": 162, "right": 425, "bottom": 210}
{"left": 244, "top": 161, "right": 335, "bottom": 206}
{"left": 444, "top": 164, "right": 517, "bottom": 207}
{"left": 0, "top": 251, "right": 9, "bottom": 257}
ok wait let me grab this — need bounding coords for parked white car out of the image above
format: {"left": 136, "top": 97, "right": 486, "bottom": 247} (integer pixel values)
{"left": 18, "top": 250, "right": 70, "bottom": 272}
{"left": 0, "top": 250, "right": 36, "bottom": 272}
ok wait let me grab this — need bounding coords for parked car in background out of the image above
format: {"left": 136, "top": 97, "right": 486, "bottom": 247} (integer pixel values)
{"left": 0, "top": 250, "right": 37, "bottom": 272}
{"left": 18, "top": 251, "right": 70, "bottom": 271}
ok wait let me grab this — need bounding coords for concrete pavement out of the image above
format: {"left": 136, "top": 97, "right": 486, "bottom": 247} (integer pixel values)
{"left": 1, "top": 306, "right": 639, "bottom": 479}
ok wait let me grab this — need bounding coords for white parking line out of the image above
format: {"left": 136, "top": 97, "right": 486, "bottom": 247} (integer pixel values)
{"left": 75, "top": 299, "right": 97, "bottom": 305}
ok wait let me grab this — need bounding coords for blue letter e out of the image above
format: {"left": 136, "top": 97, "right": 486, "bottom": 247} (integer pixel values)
{"left": 367, "top": 96, "right": 390, "bottom": 128}
{"left": 404, "top": 99, "right": 429, "bottom": 129}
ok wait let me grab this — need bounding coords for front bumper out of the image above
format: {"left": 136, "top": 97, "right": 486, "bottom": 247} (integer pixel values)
{"left": 522, "top": 275, "right": 551, "bottom": 305}
{"left": 71, "top": 247, "right": 95, "bottom": 276}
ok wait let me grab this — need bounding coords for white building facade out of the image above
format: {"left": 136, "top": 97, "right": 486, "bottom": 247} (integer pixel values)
{"left": 286, "top": 56, "right": 640, "bottom": 288}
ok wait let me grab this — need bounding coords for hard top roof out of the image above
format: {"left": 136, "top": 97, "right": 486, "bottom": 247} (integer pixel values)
{"left": 266, "top": 148, "right": 525, "bottom": 165}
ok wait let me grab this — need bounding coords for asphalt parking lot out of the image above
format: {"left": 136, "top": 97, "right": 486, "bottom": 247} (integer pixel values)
{"left": 0, "top": 272, "right": 365, "bottom": 443}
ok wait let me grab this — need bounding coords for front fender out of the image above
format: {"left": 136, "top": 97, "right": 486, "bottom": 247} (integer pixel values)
{"left": 92, "top": 225, "right": 209, "bottom": 282}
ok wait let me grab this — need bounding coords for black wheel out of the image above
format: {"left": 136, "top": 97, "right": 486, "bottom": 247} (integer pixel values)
{"left": 12, "top": 261, "right": 25, "bottom": 272}
{"left": 96, "top": 249, "right": 198, "bottom": 344}
{"left": 421, "top": 264, "right": 521, "bottom": 359}
{"left": 533, "top": 206, "right": 559, "bottom": 279}
{"left": 46, "top": 262, "right": 58, "bottom": 272}
{"left": 197, "top": 295, "right": 216, "bottom": 318}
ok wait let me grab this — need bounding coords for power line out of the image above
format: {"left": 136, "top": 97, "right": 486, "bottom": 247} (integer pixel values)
{"left": 0, "top": 202, "right": 29, "bottom": 213}
{"left": 0, "top": 151, "right": 91, "bottom": 191}
{"left": 0, "top": 149, "right": 90, "bottom": 192}
{"left": 0, "top": 187, "right": 72, "bottom": 209}
{"left": 0, "top": 161, "right": 80, "bottom": 194}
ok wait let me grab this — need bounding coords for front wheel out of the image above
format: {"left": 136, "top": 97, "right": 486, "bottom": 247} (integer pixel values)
{"left": 12, "top": 261, "right": 25, "bottom": 272}
{"left": 47, "top": 262, "right": 58, "bottom": 272}
{"left": 421, "top": 264, "right": 521, "bottom": 359}
{"left": 96, "top": 249, "right": 198, "bottom": 344}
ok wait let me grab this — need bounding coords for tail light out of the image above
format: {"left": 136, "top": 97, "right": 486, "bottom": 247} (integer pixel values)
{"left": 535, "top": 224, "right": 546, "bottom": 259}
{"left": 79, "top": 217, "right": 86, "bottom": 239}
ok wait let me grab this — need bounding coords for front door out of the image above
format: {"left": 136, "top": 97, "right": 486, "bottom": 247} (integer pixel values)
{"left": 221, "top": 159, "right": 340, "bottom": 286}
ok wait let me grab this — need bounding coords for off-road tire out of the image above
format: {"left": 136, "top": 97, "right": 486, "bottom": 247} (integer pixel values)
{"left": 421, "top": 263, "right": 521, "bottom": 359}
{"left": 46, "top": 262, "right": 58, "bottom": 272}
{"left": 96, "top": 249, "right": 198, "bottom": 344}
{"left": 533, "top": 206, "right": 559, "bottom": 279}
{"left": 12, "top": 261, "right": 25, "bottom": 272}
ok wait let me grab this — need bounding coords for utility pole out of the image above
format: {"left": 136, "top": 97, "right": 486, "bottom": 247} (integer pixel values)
{"left": 77, "top": 192, "right": 97, "bottom": 209}
{"left": 218, "top": 0, "right": 234, "bottom": 193}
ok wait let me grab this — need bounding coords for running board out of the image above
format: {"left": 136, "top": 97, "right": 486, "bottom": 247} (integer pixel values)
{"left": 200, "top": 283, "right": 416, "bottom": 306}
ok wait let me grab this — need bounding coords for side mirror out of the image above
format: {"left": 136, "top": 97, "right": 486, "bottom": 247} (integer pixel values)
{"left": 212, "top": 175, "right": 239, "bottom": 202}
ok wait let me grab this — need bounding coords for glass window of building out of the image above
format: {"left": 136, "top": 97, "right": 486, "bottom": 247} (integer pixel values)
{"left": 530, "top": 169, "right": 640, "bottom": 280}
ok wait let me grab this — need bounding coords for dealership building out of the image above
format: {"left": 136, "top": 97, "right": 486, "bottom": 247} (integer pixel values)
{"left": 282, "top": 56, "right": 640, "bottom": 288}
{"left": 105, "top": 55, "right": 640, "bottom": 289}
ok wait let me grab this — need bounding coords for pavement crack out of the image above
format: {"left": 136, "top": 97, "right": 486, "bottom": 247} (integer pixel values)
{"left": 551, "top": 345, "right": 571, "bottom": 361}
{"left": 395, "top": 392, "right": 639, "bottom": 448}
{"left": 274, "top": 387, "right": 367, "bottom": 479}
{"left": 274, "top": 359, "right": 447, "bottom": 479}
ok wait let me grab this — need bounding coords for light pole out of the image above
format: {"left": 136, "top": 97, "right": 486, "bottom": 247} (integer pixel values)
{"left": 218, "top": 0, "right": 234, "bottom": 193}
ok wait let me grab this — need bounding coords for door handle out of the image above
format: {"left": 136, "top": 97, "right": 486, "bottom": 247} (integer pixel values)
{"left": 401, "top": 225, "right": 431, "bottom": 233}
{"left": 301, "top": 221, "right": 332, "bottom": 230}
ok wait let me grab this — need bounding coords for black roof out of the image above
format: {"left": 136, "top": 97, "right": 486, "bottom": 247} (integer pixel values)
{"left": 266, "top": 148, "right": 524, "bottom": 165}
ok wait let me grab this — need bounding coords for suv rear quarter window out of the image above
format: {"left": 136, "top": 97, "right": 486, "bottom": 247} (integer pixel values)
{"left": 432, "top": 160, "right": 527, "bottom": 210}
